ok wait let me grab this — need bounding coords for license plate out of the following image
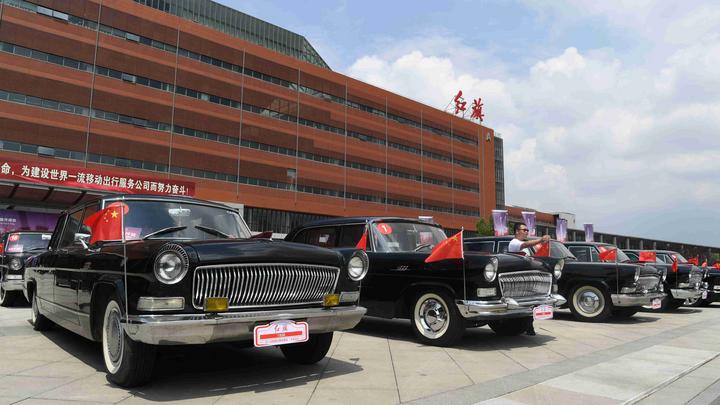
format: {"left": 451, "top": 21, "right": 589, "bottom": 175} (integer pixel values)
{"left": 253, "top": 320, "right": 308, "bottom": 347}
{"left": 702, "top": 291, "right": 708, "bottom": 299}
{"left": 533, "top": 305, "right": 553, "bottom": 320}
{"left": 651, "top": 298, "right": 662, "bottom": 309}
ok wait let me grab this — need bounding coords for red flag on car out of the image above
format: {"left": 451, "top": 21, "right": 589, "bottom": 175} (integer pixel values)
{"left": 355, "top": 226, "right": 368, "bottom": 251}
{"left": 688, "top": 257, "right": 699, "bottom": 265}
{"left": 598, "top": 246, "right": 617, "bottom": 262}
{"left": 534, "top": 242, "right": 550, "bottom": 257}
{"left": 714, "top": 262, "right": 720, "bottom": 269}
{"left": 702, "top": 260, "right": 708, "bottom": 267}
{"left": 83, "top": 203, "right": 126, "bottom": 244}
{"left": 638, "top": 251, "right": 657, "bottom": 262}
{"left": 425, "top": 230, "right": 463, "bottom": 263}
{"left": 672, "top": 255, "right": 678, "bottom": 273}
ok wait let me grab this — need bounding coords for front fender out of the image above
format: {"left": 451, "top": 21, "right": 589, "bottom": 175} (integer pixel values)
{"left": 560, "top": 277, "right": 612, "bottom": 298}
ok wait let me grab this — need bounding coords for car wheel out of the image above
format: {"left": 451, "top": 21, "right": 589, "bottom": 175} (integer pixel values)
{"left": 684, "top": 296, "right": 704, "bottom": 307}
{"left": 488, "top": 317, "right": 533, "bottom": 336}
{"left": 660, "top": 291, "right": 685, "bottom": 311}
{"left": 411, "top": 291, "right": 464, "bottom": 346}
{"left": 612, "top": 307, "right": 639, "bottom": 318}
{"left": 569, "top": 285, "right": 612, "bottom": 322}
{"left": 102, "top": 297, "right": 156, "bottom": 387}
{"left": 31, "top": 291, "right": 52, "bottom": 331}
{"left": 0, "top": 283, "right": 17, "bottom": 307}
{"left": 280, "top": 332, "right": 333, "bottom": 365}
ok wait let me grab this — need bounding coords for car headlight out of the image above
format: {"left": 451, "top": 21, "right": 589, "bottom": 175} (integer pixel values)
{"left": 484, "top": 257, "right": 498, "bottom": 282}
{"left": 348, "top": 250, "right": 369, "bottom": 281}
{"left": 634, "top": 267, "right": 640, "bottom": 282}
{"left": 153, "top": 244, "right": 189, "bottom": 284}
{"left": 9, "top": 258, "right": 22, "bottom": 271}
{"left": 554, "top": 259, "right": 564, "bottom": 279}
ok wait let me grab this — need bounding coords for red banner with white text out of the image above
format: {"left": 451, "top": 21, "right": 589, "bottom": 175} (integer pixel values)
{"left": 0, "top": 159, "right": 195, "bottom": 196}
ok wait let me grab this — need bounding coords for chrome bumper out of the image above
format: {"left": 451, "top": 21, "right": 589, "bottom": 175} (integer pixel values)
{"left": 611, "top": 292, "right": 666, "bottom": 306}
{"left": 1, "top": 279, "right": 24, "bottom": 291}
{"left": 670, "top": 288, "right": 704, "bottom": 300}
{"left": 456, "top": 294, "right": 566, "bottom": 319}
{"left": 123, "top": 305, "right": 366, "bottom": 345}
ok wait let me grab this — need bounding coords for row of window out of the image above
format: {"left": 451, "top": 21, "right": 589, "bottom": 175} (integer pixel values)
{"left": 0, "top": 86, "right": 478, "bottom": 193}
{"left": 0, "top": 138, "right": 479, "bottom": 217}
{"left": 4, "top": 0, "right": 480, "bottom": 148}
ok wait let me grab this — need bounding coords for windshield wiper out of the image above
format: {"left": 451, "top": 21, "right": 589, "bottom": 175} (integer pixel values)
{"left": 195, "top": 225, "right": 231, "bottom": 239}
{"left": 142, "top": 226, "right": 187, "bottom": 240}
{"left": 414, "top": 243, "right": 433, "bottom": 252}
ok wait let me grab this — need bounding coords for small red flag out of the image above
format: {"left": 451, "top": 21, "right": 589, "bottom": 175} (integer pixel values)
{"left": 355, "top": 226, "right": 368, "bottom": 251}
{"left": 534, "top": 242, "right": 550, "bottom": 257}
{"left": 83, "top": 206, "right": 124, "bottom": 244}
{"left": 688, "top": 257, "right": 699, "bottom": 265}
{"left": 713, "top": 263, "right": 720, "bottom": 269}
{"left": 672, "top": 255, "right": 678, "bottom": 273}
{"left": 702, "top": 260, "right": 708, "bottom": 267}
{"left": 425, "top": 231, "right": 463, "bottom": 263}
{"left": 638, "top": 251, "right": 657, "bottom": 262}
{"left": 598, "top": 246, "right": 617, "bottom": 262}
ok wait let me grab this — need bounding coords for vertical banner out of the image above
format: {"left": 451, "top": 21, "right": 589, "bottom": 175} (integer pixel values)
{"left": 491, "top": 209, "right": 508, "bottom": 236}
{"left": 521, "top": 211, "right": 536, "bottom": 236}
{"left": 584, "top": 223, "right": 594, "bottom": 242}
{"left": 556, "top": 218, "right": 568, "bottom": 242}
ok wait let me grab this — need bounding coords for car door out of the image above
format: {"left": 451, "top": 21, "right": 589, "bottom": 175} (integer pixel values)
{"left": 52, "top": 208, "right": 84, "bottom": 326}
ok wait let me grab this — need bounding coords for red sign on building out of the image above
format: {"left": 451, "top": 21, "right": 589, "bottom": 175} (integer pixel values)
{"left": 0, "top": 159, "right": 195, "bottom": 196}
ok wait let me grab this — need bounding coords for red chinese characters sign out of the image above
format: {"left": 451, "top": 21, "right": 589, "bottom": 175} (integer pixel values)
{"left": 0, "top": 159, "right": 195, "bottom": 196}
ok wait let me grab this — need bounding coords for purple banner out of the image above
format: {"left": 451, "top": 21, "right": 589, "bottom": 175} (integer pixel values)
{"left": 521, "top": 211, "right": 536, "bottom": 236}
{"left": 584, "top": 223, "right": 594, "bottom": 242}
{"left": 0, "top": 209, "right": 59, "bottom": 234}
{"left": 556, "top": 218, "right": 568, "bottom": 242}
{"left": 492, "top": 210, "right": 508, "bottom": 236}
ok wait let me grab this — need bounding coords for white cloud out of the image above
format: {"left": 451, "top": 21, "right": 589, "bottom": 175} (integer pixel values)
{"left": 344, "top": 28, "right": 720, "bottom": 246}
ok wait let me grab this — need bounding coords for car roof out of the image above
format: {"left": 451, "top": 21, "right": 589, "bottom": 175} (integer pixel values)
{"left": 295, "top": 217, "right": 443, "bottom": 228}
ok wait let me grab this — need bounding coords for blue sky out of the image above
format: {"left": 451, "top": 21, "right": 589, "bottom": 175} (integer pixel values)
{"left": 218, "top": 1, "right": 720, "bottom": 248}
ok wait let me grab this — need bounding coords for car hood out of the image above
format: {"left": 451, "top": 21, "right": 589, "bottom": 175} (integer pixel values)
{"left": 465, "top": 252, "right": 547, "bottom": 273}
{"left": 182, "top": 239, "right": 344, "bottom": 267}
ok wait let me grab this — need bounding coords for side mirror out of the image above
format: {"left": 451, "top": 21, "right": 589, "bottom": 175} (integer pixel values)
{"left": 74, "top": 233, "right": 91, "bottom": 249}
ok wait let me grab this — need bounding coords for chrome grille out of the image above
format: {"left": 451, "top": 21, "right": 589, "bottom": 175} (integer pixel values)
{"left": 192, "top": 263, "right": 340, "bottom": 309}
{"left": 637, "top": 276, "right": 660, "bottom": 291}
{"left": 498, "top": 271, "right": 552, "bottom": 298}
{"left": 689, "top": 269, "right": 703, "bottom": 288}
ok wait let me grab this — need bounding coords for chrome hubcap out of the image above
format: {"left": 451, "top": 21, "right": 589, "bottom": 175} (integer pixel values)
{"left": 420, "top": 299, "right": 447, "bottom": 332}
{"left": 103, "top": 301, "right": 124, "bottom": 373}
{"left": 574, "top": 287, "right": 604, "bottom": 316}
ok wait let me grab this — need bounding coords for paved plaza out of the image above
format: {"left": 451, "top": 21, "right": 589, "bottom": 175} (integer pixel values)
{"left": 1, "top": 304, "right": 719, "bottom": 405}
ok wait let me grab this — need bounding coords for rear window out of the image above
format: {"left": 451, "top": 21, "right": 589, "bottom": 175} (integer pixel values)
{"left": 5, "top": 233, "right": 52, "bottom": 253}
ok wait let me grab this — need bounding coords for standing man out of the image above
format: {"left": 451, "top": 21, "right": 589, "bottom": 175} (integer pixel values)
{"left": 508, "top": 222, "right": 550, "bottom": 336}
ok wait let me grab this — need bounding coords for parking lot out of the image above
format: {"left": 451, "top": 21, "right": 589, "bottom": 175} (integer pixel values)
{"left": 1, "top": 304, "right": 719, "bottom": 405}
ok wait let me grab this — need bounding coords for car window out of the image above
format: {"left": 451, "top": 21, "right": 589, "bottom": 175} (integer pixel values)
{"left": 371, "top": 221, "right": 446, "bottom": 253}
{"left": 58, "top": 209, "right": 84, "bottom": 248}
{"left": 568, "top": 246, "right": 590, "bottom": 262}
{"left": 626, "top": 252, "right": 638, "bottom": 260}
{"left": 659, "top": 254, "right": 673, "bottom": 264}
{"left": 79, "top": 203, "right": 100, "bottom": 238}
{"left": 590, "top": 247, "right": 600, "bottom": 262}
{"left": 466, "top": 241, "right": 495, "bottom": 253}
{"left": 303, "top": 227, "right": 337, "bottom": 248}
{"left": 4, "top": 233, "right": 52, "bottom": 253}
{"left": 337, "top": 225, "right": 365, "bottom": 248}
{"left": 497, "top": 241, "right": 509, "bottom": 253}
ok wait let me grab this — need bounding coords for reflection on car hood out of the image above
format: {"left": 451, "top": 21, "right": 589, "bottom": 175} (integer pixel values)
{"left": 184, "top": 239, "right": 343, "bottom": 267}
{"left": 465, "top": 252, "right": 547, "bottom": 273}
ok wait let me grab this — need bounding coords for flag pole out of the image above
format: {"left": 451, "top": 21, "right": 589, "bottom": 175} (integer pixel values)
{"left": 121, "top": 197, "right": 128, "bottom": 324}
{"left": 461, "top": 226, "right": 466, "bottom": 302}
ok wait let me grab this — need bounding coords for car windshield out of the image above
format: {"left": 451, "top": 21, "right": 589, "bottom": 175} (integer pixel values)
{"left": 110, "top": 200, "right": 250, "bottom": 240}
{"left": 614, "top": 248, "right": 632, "bottom": 262}
{"left": 371, "top": 221, "right": 447, "bottom": 253}
{"left": 5, "top": 233, "right": 52, "bottom": 253}
{"left": 548, "top": 241, "right": 576, "bottom": 259}
{"left": 672, "top": 252, "right": 689, "bottom": 263}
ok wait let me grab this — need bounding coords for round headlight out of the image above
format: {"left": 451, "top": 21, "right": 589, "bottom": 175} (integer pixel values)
{"left": 634, "top": 267, "right": 640, "bottom": 282}
{"left": 348, "top": 250, "right": 369, "bottom": 281}
{"left": 153, "top": 245, "right": 189, "bottom": 284}
{"left": 484, "top": 257, "right": 498, "bottom": 282}
{"left": 9, "top": 258, "right": 22, "bottom": 271}
{"left": 554, "top": 259, "right": 564, "bottom": 279}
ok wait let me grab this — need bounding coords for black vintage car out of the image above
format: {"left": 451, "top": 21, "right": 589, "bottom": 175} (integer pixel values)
{"left": 697, "top": 267, "right": 720, "bottom": 306}
{"left": 465, "top": 237, "right": 666, "bottom": 322}
{"left": 624, "top": 250, "right": 707, "bottom": 309}
{"left": 285, "top": 217, "right": 566, "bottom": 347}
{"left": 0, "top": 230, "right": 52, "bottom": 307}
{"left": 23, "top": 195, "right": 368, "bottom": 387}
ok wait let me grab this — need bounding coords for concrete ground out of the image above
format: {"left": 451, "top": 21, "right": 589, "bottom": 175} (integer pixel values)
{"left": 1, "top": 303, "right": 719, "bottom": 405}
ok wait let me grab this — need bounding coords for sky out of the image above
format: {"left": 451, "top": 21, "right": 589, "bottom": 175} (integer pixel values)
{"left": 217, "top": 0, "right": 720, "bottom": 247}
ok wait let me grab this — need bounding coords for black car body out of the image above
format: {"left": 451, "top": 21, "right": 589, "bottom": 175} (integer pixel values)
{"left": 24, "top": 195, "right": 368, "bottom": 387}
{"left": 0, "top": 231, "right": 52, "bottom": 307}
{"left": 286, "top": 217, "right": 566, "bottom": 346}
{"left": 624, "top": 249, "right": 707, "bottom": 309}
{"left": 702, "top": 267, "right": 720, "bottom": 305}
{"left": 466, "top": 237, "right": 666, "bottom": 322}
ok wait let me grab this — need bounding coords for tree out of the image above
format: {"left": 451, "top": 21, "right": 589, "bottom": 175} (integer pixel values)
{"left": 475, "top": 217, "right": 494, "bottom": 236}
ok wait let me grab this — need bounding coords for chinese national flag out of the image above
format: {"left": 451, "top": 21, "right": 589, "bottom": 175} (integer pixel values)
{"left": 535, "top": 242, "right": 550, "bottom": 257}
{"left": 672, "top": 255, "right": 678, "bottom": 273}
{"left": 638, "top": 251, "right": 656, "bottom": 262}
{"left": 598, "top": 246, "right": 617, "bottom": 262}
{"left": 702, "top": 260, "right": 708, "bottom": 267}
{"left": 688, "top": 257, "right": 699, "bottom": 265}
{"left": 355, "top": 226, "right": 368, "bottom": 251}
{"left": 83, "top": 206, "right": 123, "bottom": 244}
{"left": 425, "top": 231, "right": 463, "bottom": 263}
{"left": 713, "top": 263, "right": 720, "bottom": 269}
